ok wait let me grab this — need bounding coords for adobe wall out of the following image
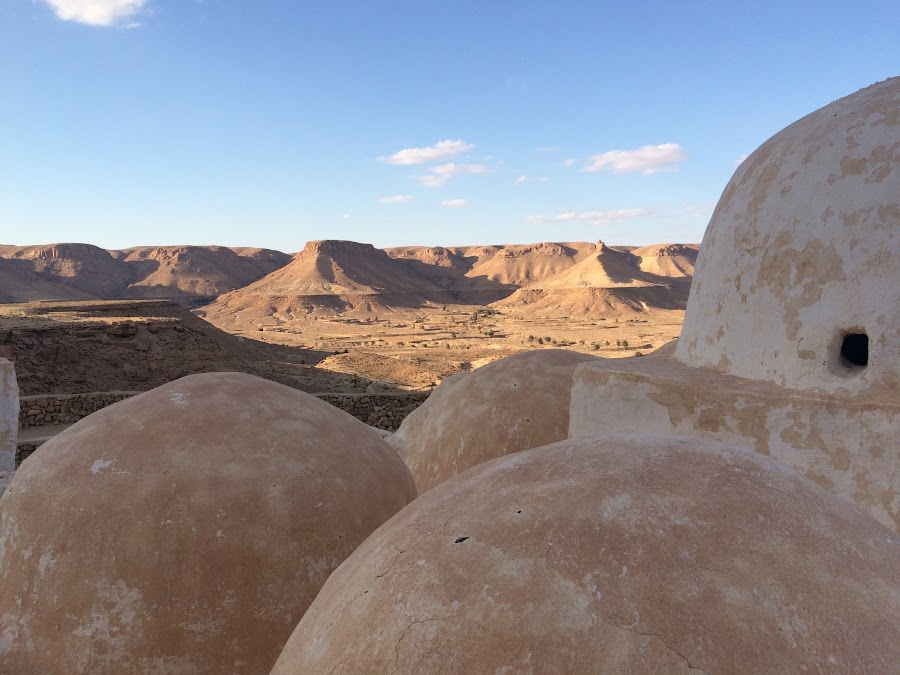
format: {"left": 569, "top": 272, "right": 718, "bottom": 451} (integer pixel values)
{"left": 0, "top": 358, "right": 19, "bottom": 493}
{"left": 569, "top": 358, "right": 900, "bottom": 532}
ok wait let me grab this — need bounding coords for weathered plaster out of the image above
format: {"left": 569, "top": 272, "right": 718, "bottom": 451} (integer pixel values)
{"left": 0, "top": 358, "right": 19, "bottom": 495}
{"left": 271, "top": 434, "right": 900, "bottom": 673}
{"left": 570, "top": 355, "right": 900, "bottom": 531}
{"left": 568, "top": 80, "right": 898, "bottom": 531}
{"left": 675, "top": 78, "right": 899, "bottom": 395}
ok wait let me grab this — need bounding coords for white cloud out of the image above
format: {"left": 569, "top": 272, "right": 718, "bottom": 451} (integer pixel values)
{"left": 583, "top": 143, "right": 687, "bottom": 175}
{"left": 413, "top": 174, "right": 451, "bottom": 188}
{"left": 527, "top": 208, "right": 649, "bottom": 226}
{"left": 431, "top": 162, "right": 487, "bottom": 176}
{"left": 735, "top": 153, "right": 749, "bottom": 166}
{"left": 440, "top": 199, "right": 468, "bottom": 208}
{"left": 512, "top": 175, "right": 549, "bottom": 186}
{"left": 378, "top": 195, "right": 413, "bottom": 204}
{"left": 562, "top": 158, "right": 577, "bottom": 168}
{"left": 43, "top": 0, "right": 147, "bottom": 26}
{"left": 378, "top": 139, "right": 474, "bottom": 165}
{"left": 413, "top": 162, "right": 488, "bottom": 188}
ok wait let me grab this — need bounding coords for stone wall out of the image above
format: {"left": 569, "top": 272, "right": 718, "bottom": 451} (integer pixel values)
{"left": 19, "top": 392, "right": 141, "bottom": 428}
{"left": 1, "top": 358, "right": 19, "bottom": 492}
{"left": 18, "top": 390, "right": 431, "bottom": 432}
{"left": 314, "top": 393, "right": 431, "bottom": 431}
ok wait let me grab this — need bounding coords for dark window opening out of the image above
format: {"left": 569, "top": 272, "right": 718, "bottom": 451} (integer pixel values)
{"left": 840, "top": 333, "right": 868, "bottom": 368}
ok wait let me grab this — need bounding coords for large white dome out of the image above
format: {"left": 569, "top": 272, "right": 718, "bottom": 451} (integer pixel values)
{"left": 675, "top": 78, "right": 899, "bottom": 395}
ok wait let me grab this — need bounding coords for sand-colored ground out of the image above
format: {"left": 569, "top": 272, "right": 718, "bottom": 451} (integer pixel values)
{"left": 204, "top": 304, "right": 685, "bottom": 389}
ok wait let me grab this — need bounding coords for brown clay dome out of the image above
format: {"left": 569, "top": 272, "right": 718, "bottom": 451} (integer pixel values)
{"left": 388, "top": 349, "right": 599, "bottom": 492}
{"left": 0, "top": 372, "right": 416, "bottom": 673}
{"left": 272, "top": 434, "right": 900, "bottom": 674}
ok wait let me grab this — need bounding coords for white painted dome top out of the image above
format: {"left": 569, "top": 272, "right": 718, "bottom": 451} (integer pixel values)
{"left": 675, "top": 78, "right": 899, "bottom": 395}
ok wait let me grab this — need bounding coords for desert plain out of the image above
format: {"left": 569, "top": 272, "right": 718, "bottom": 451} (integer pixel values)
{"left": 0, "top": 239, "right": 696, "bottom": 392}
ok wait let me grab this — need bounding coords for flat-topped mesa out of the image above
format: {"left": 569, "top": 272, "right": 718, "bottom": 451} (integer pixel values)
{"left": 386, "top": 246, "right": 469, "bottom": 270}
{"left": 495, "top": 242, "right": 573, "bottom": 259}
{"left": 641, "top": 243, "right": 697, "bottom": 257}
{"left": 10, "top": 243, "right": 113, "bottom": 262}
{"left": 301, "top": 240, "right": 383, "bottom": 257}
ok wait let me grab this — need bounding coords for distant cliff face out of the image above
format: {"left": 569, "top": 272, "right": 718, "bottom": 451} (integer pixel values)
{"left": 203, "top": 239, "right": 699, "bottom": 321}
{"left": 0, "top": 243, "right": 292, "bottom": 303}
{"left": 0, "top": 239, "right": 699, "bottom": 316}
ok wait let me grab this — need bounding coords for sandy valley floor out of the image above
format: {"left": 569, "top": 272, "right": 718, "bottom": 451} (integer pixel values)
{"left": 203, "top": 304, "right": 686, "bottom": 390}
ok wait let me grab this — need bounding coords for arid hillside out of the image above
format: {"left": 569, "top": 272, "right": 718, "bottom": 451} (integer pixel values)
{"left": 1, "top": 239, "right": 698, "bottom": 390}
{"left": 0, "top": 243, "right": 290, "bottom": 304}
{"left": 0, "top": 300, "right": 347, "bottom": 396}
{"left": 198, "top": 239, "right": 697, "bottom": 389}
{"left": 204, "top": 239, "right": 697, "bottom": 322}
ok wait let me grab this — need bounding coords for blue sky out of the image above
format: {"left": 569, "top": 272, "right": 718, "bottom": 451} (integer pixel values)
{"left": 1, "top": 1, "right": 897, "bottom": 252}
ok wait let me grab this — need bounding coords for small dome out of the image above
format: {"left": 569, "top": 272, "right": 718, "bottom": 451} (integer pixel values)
{"left": 0, "top": 372, "right": 416, "bottom": 673}
{"left": 272, "top": 434, "right": 900, "bottom": 673}
{"left": 675, "top": 78, "right": 899, "bottom": 394}
{"left": 388, "top": 349, "right": 599, "bottom": 492}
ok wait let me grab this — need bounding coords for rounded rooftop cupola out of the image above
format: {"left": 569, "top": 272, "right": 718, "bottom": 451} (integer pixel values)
{"left": 675, "top": 78, "right": 899, "bottom": 395}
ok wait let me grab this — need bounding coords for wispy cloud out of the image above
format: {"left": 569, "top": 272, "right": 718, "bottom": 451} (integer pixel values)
{"left": 527, "top": 208, "right": 649, "bottom": 225}
{"left": 378, "top": 195, "right": 413, "bottom": 204}
{"left": 413, "top": 162, "right": 488, "bottom": 188}
{"left": 440, "top": 199, "right": 468, "bottom": 208}
{"left": 378, "top": 139, "right": 474, "bottom": 165}
{"left": 562, "top": 158, "right": 577, "bottom": 168}
{"left": 735, "top": 153, "right": 749, "bottom": 166}
{"left": 583, "top": 143, "right": 686, "bottom": 175}
{"left": 512, "top": 175, "right": 549, "bottom": 186}
{"left": 43, "top": 0, "right": 147, "bottom": 26}
{"left": 677, "top": 202, "right": 712, "bottom": 218}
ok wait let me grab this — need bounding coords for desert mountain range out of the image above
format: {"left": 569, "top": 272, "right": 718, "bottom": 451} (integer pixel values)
{"left": 0, "top": 240, "right": 698, "bottom": 317}
{"left": 206, "top": 240, "right": 697, "bottom": 320}
{"left": 0, "top": 243, "right": 290, "bottom": 304}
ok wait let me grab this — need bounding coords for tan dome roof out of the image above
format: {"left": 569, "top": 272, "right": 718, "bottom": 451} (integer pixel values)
{"left": 272, "top": 434, "right": 900, "bottom": 673}
{"left": 0, "top": 372, "right": 416, "bottom": 673}
{"left": 388, "top": 349, "right": 599, "bottom": 492}
{"left": 676, "top": 78, "right": 899, "bottom": 394}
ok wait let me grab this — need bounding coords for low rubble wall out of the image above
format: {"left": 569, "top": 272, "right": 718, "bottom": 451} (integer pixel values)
{"left": 19, "top": 392, "right": 141, "bottom": 428}
{"left": 314, "top": 392, "right": 430, "bottom": 431}
{"left": 19, "top": 390, "right": 430, "bottom": 431}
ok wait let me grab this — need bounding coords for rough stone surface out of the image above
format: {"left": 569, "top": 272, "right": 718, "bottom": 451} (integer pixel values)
{"left": 271, "top": 434, "right": 900, "bottom": 674}
{"left": 675, "top": 77, "right": 899, "bottom": 395}
{"left": 17, "top": 390, "right": 429, "bottom": 431}
{"left": 0, "top": 372, "right": 417, "bottom": 673}
{"left": 388, "top": 349, "right": 599, "bottom": 493}
{"left": 0, "top": 358, "right": 18, "bottom": 495}
{"left": 18, "top": 391, "right": 140, "bottom": 428}
{"left": 314, "top": 392, "right": 430, "bottom": 431}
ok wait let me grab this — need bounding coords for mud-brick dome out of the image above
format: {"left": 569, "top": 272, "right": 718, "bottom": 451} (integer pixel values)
{"left": 0, "top": 372, "right": 416, "bottom": 673}
{"left": 271, "top": 434, "right": 900, "bottom": 674}
{"left": 388, "top": 349, "right": 598, "bottom": 493}
{"left": 675, "top": 78, "right": 899, "bottom": 394}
